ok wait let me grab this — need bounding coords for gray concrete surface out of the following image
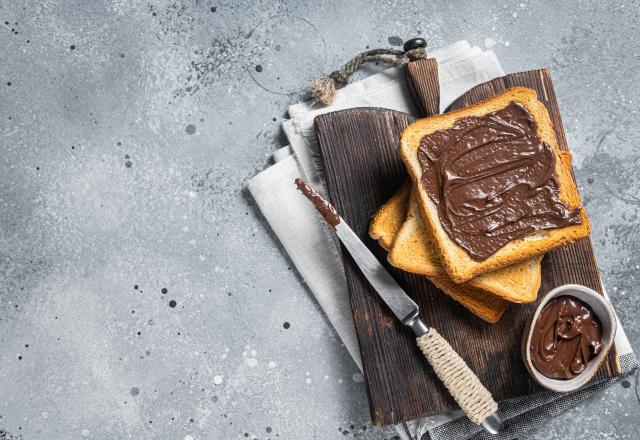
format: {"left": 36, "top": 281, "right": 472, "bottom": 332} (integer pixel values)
{"left": 0, "top": 0, "right": 639, "bottom": 439}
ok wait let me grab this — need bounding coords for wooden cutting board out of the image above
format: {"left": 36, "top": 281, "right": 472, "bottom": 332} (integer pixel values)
{"left": 314, "top": 66, "right": 619, "bottom": 426}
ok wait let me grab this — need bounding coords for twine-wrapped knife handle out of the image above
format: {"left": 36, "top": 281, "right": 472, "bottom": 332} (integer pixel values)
{"left": 417, "top": 328, "right": 499, "bottom": 425}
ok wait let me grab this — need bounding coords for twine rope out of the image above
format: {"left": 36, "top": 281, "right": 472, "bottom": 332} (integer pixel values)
{"left": 311, "top": 47, "right": 427, "bottom": 105}
{"left": 417, "top": 328, "right": 498, "bottom": 424}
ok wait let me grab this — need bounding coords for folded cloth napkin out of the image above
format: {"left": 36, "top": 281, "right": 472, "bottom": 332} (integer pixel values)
{"left": 247, "top": 41, "right": 638, "bottom": 440}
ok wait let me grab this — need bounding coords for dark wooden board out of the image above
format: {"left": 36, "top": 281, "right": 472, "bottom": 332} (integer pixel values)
{"left": 315, "top": 68, "right": 619, "bottom": 426}
{"left": 405, "top": 58, "right": 440, "bottom": 117}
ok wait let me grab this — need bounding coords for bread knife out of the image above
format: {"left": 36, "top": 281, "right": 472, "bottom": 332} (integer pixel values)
{"left": 295, "top": 178, "right": 502, "bottom": 434}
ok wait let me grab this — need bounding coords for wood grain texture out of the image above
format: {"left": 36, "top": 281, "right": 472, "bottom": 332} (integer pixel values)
{"left": 315, "top": 68, "right": 619, "bottom": 426}
{"left": 405, "top": 58, "right": 440, "bottom": 117}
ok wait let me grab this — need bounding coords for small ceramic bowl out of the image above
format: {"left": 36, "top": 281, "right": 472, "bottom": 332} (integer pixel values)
{"left": 522, "top": 284, "right": 617, "bottom": 393}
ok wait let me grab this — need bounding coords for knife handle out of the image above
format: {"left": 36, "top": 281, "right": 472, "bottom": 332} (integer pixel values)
{"left": 417, "top": 328, "right": 499, "bottom": 427}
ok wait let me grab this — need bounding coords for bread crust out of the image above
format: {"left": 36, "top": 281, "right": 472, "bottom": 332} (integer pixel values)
{"left": 427, "top": 276, "right": 508, "bottom": 323}
{"left": 368, "top": 180, "right": 411, "bottom": 250}
{"left": 388, "top": 190, "right": 542, "bottom": 303}
{"left": 369, "top": 184, "right": 510, "bottom": 322}
{"left": 400, "top": 87, "right": 591, "bottom": 283}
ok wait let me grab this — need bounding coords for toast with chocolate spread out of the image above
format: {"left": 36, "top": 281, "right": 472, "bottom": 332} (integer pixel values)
{"left": 388, "top": 189, "right": 543, "bottom": 303}
{"left": 399, "top": 87, "right": 591, "bottom": 283}
{"left": 369, "top": 184, "right": 510, "bottom": 322}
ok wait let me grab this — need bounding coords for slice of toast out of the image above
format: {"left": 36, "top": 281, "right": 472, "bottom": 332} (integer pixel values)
{"left": 369, "top": 186, "right": 509, "bottom": 322}
{"left": 400, "top": 87, "right": 591, "bottom": 283}
{"left": 389, "top": 190, "right": 542, "bottom": 303}
{"left": 427, "top": 276, "right": 509, "bottom": 323}
{"left": 379, "top": 150, "right": 578, "bottom": 302}
{"left": 368, "top": 180, "right": 411, "bottom": 251}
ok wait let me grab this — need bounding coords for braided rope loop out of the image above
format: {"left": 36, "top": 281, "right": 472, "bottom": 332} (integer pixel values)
{"left": 311, "top": 46, "right": 427, "bottom": 105}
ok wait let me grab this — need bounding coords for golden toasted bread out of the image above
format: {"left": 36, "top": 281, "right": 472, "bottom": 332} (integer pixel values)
{"left": 400, "top": 87, "right": 590, "bottom": 283}
{"left": 368, "top": 181, "right": 411, "bottom": 251}
{"left": 369, "top": 185, "right": 510, "bottom": 322}
{"left": 389, "top": 190, "right": 542, "bottom": 303}
{"left": 427, "top": 276, "right": 509, "bottom": 323}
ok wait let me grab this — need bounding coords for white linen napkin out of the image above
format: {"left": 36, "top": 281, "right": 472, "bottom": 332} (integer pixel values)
{"left": 247, "top": 41, "right": 638, "bottom": 440}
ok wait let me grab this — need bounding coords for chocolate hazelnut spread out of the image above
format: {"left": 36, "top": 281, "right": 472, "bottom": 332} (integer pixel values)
{"left": 529, "top": 296, "right": 602, "bottom": 380}
{"left": 417, "top": 102, "right": 582, "bottom": 261}
{"left": 295, "top": 178, "right": 340, "bottom": 228}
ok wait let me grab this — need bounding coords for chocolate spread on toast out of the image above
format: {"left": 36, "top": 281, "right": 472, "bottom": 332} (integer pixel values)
{"left": 295, "top": 178, "right": 340, "bottom": 228}
{"left": 529, "top": 296, "right": 602, "bottom": 380}
{"left": 417, "top": 102, "right": 582, "bottom": 261}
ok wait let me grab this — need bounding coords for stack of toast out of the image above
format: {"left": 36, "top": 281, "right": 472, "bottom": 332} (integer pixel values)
{"left": 369, "top": 87, "right": 591, "bottom": 323}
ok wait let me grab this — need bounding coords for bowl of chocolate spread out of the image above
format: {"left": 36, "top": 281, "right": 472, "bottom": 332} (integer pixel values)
{"left": 522, "top": 284, "right": 617, "bottom": 392}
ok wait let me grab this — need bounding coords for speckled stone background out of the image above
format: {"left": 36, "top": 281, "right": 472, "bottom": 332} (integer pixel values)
{"left": 0, "top": 1, "right": 638, "bottom": 439}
